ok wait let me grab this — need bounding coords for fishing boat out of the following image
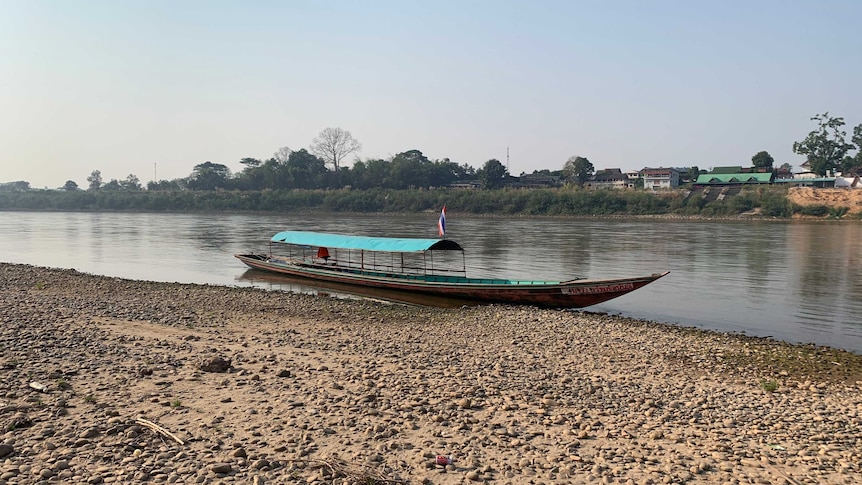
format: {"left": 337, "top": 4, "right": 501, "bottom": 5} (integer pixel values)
{"left": 234, "top": 230, "right": 668, "bottom": 309}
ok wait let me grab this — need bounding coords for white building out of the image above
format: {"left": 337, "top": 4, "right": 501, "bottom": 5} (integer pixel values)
{"left": 641, "top": 167, "right": 680, "bottom": 191}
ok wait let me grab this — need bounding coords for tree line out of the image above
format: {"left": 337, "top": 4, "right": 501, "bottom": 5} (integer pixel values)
{"left": 2, "top": 114, "right": 861, "bottom": 195}
{"left": 1, "top": 185, "right": 857, "bottom": 219}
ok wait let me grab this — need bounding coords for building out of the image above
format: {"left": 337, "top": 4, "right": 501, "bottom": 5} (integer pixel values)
{"left": 448, "top": 180, "right": 480, "bottom": 189}
{"left": 641, "top": 167, "right": 680, "bottom": 191}
{"left": 516, "top": 173, "right": 563, "bottom": 188}
{"left": 693, "top": 172, "right": 774, "bottom": 186}
{"left": 585, "top": 168, "right": 630, "bottom": 190}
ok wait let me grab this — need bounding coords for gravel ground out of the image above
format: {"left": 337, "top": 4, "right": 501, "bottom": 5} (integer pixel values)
{"left": 1, "top": 262, "right": 861, "bottom": 485}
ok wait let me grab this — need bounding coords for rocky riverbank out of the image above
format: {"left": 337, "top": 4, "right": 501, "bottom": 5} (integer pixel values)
{"left": 1, "top": 263, "right": 861, "bottom": 484}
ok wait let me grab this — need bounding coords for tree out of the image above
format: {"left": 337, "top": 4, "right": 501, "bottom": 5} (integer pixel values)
{"left": 751, "top": 151, "right": 774, "bottom": 170}
{"left": 352, "top": 158, "right": 392, "bottom": 189}
{"left": 853, "top": 124, "right": 862, "bottom": 157}
{"left": 389, "top": 150, "right": 433, "bottom": 189}
{"left": 0, "top": 181, "right": 30, "bottom": 192}
{"left": 690, "top": 166, "right": 701, "bottom": 182}
{"left": 87, "top": 170, "right": 103, "bottom": 191}
{"left": 239, "top": 157, "right": 262, "bottom": 169}
{"left": 285, "top": 149, "right": 327, "bottom": 189}
{"left": 147, "top": 179, "right": 186, "bottom": 191}
{"left": 310, "top": 127, "right": 361, "bottom": 171}
{"left": 273, "top": 147, "right": 292, "bottom": 164}
{"left": 62, "top": 180, "right": 79, "bottom": 191}
{"left": 428, "top": 158, "right": 466, "bottom": 187}
{"left": 792, "top": 113, "right": 854, "bottom": 176}
{"left": 842, "top": 124, "right": 862, "bottom": 175}
{"left": 187, "top": 162, "right": 231, "bottom": 191}
{"left": 120, "top": 174, "right": 141, "bottom": 191}
{"left": 102, "top": 179, "right": 123, "bottom": 191}
{"left": 478, "top": 159, "right": 508, "bottom": 189}
{"left": 562, "top": 156, "right": 594, "bottom": 186}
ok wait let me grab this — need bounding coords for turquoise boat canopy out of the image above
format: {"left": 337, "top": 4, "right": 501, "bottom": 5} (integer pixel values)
{"left": 271, "top": 231, "right": 463, "bottom": 252}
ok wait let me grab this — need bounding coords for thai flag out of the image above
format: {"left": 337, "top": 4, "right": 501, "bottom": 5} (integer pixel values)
{"left": 438, "top": 206, "right": 447, "bottom": 237}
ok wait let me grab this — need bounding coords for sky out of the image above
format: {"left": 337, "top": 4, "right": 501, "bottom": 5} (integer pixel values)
{"left": 2, "top": 0, "right": 861, "bottom": 188}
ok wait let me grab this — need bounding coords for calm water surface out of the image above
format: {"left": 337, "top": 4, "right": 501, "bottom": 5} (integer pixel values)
{"left": 2, "top": 211, "right": 860, "bottom": 353}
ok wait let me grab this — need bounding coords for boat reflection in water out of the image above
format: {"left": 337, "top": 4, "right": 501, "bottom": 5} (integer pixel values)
{"left": 236, "top": 269, "right": 481, "bottom": 308}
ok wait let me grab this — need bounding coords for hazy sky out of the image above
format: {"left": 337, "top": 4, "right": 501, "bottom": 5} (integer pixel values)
{"left": 2, "top": 0, "right": 861, "bottom": 188}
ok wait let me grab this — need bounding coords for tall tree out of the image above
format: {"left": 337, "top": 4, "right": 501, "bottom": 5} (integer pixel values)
{"left": 563, "top": 156, "right": 594, "bottom": 186}
{"left": 86, "top": 170, "right": 102, "bottom": 191}
{"left": 853, "top": 124, "right": 862, "bottom": 157}
{"left": 273, "top": 147, "right": 292, "bottom": 164}
{"left": 188, "top": 162, "right": 231, "bottom": 191}
{"left": 479, "top": 159, "right": 508, "bottom": 189}
{"left": 844, "top": 124, "right": 862, "bottom": 175}
{"left": 62, "top": 180, "right": 79, "bottom": 191}
{"left": 102, "top": 179, "right": 122, "bottom": 191}
{"left": 792, "top": 113, "right": 854, "bottom": 176}
{"left": 310, "top": 127, "right": 361, "bottom": 171}
{"left": 120, "top": 174, "right": 141, "bottom": 191}
{"left": 285, "top": 149, "right": 327, "bottom": 189}
{"left": 389, "top": 150, "right": 433, "bottom": 189}
{"left": 751, "top": 151, "right": 774, "bottom": 170}
{"left": 428, "top": 158, "right": 466, "bottom": 187}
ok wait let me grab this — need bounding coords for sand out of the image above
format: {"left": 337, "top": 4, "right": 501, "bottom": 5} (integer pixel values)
{"left": 1, "top": 262, "right": 861, "bottom": 484}
{"left": 787, "top": 187, "right": 862, "bottom": 216}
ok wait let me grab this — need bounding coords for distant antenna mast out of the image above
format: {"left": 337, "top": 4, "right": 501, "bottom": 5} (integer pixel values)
{"left": 154, "top": 162, "right": 157, "bottom": 181}
{"left": 506, "top": 147, "right": 510, "bottom": 172}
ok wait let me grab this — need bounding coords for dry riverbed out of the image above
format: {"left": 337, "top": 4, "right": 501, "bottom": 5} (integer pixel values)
{"left": 1, "top": 263, "right": 861, "bottom": 485}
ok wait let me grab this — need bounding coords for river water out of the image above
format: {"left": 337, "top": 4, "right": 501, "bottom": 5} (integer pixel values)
{"left": 1, "top": 211, "right": 861, "bottom": 353}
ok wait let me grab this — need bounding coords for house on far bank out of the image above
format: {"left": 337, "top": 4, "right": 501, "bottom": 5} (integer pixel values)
{"left": 693, "top": 172, "right": 774, "bottom": 187}
{"left": 642, "top": 167, "right": 680, "bottom": 191}
{"left": 448, "top": 180, "right": 480, "bottom": 189}
{"left": 516, "top": 173, "right": 563, "bottom": 188}
{"left": 774, "top": 166, "right": 794, "bottom": 179}
{"left": 585, "top": 168, "right": 632, "bottom": 190}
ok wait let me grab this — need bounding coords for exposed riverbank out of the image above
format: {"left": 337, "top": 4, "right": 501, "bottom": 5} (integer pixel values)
{"left": 2, "top": 263, "right": 861, "bottom": 484}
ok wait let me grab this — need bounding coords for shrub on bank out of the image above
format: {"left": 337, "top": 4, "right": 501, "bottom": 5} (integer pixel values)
{"left": 0, "top": 186, "right": 813, "bottom": 219}
{"left": 797, "top": 205, "right": 830, "bottom": 217}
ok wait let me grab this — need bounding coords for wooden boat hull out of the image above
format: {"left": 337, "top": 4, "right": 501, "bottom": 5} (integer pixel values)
{"left": 237, "top": 269, "right": 483, "bottom": 308}
{"left": 235, "top": 253, "right": 668, "bottom": 309}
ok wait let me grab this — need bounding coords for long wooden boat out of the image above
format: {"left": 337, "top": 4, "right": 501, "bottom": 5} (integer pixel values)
{"left": 235, "top": 231, "right": 669, "bottom": 309}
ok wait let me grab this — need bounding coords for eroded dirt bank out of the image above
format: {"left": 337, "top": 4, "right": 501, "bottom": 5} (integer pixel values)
{"left": 1, "top": 263, "right": 861, "bottom": 484}
{"left": 787, "top": 187, "right": 862, "bottom": 216}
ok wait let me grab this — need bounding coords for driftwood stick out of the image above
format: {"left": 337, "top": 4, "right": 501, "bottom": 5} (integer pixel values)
{"left": 136, "top": 418, "right": 185, "bottom": 445}
{"left": 282, "top": 457, "right": 406, "bottom": 484}
{"left": 766, "top": 464, "right": 803, "bottom": 485}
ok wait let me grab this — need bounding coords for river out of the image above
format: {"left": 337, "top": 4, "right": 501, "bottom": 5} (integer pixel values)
{"left": 1, "top": 211, "right": 860, "bottom": 353}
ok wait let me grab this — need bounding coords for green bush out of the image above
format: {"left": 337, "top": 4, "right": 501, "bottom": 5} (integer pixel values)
{"left": 828, "top": 207, "right": 849, "bottom": 219}
{"left": 797, "top": 205, "right": 829, "bottom": 216}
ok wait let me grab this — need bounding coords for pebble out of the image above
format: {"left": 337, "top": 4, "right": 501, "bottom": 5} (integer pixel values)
{"left": 0, "top": 262, "right": 860, "bottom": 485}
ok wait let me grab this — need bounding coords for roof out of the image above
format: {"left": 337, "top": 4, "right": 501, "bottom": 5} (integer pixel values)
{"left": 592, "top": 169, "right": 627, "bottom": 181}
{"left": 270, "top": 231, "right": 463, "bottom": 252}
{"left": 642, "top": 167, "right": 679, "bottom": 173}
{"left": 711, "top": 166, "right": 744, "bottom": 174}
{"left": 694, "top": 173, "right": 773, "bottom": 184}
{"left": 773, "top": 177, "right": 836, "bottom": 184}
